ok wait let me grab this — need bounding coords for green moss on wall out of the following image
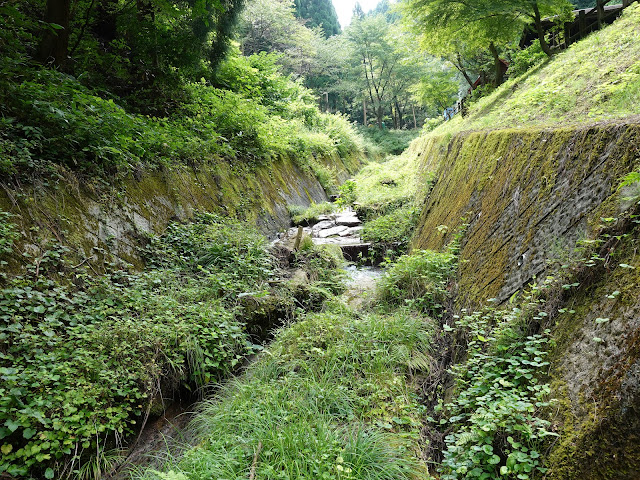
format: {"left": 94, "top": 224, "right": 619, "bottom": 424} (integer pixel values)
{"left": 0, "top": 151, "right": 362, "bottom": 274}
{"left": 411, "top": 123, "right": 639, "bottom": 306}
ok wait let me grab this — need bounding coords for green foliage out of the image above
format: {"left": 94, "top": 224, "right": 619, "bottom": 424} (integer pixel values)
{"left": 294, "top": 0, "right": 341, "bottom": 37}
{"left": 0, "top": 50, "right": 363, "bottom": 177}
{"left": 350, "top": 152, "right": 425, "bottom": 221}
{"left": 377, "top": 249, "right": 457, "bottom": 315}
{"left": 134, "top": 307, "right": 432, "bottom": 480}
{"left": 337, "top": 180, "right": 357, "bottom": 208}
{"left": 619, "top": 170, "right": 640, "bottom": 205}
{"left": 0, "top": 211, "right": 18, "bottom": 258}
{"left": 431, "top": 4, "right": 640, "bottom": 134}
{"left": 435, "top": 294, "right": 557, "bottom": 479}
{"left": 509, "top": 40, "right": 548, "bottom": 78}
{"left": 357, "top": 128, "right": 421, "bottom": 156}
{"left": 291, "top": 202, "right": 337, "bottom": 225}
{"left": 0, "top": 215, "right": 287, "bottom": 478}
{"left": 361, "top": 205, "right": 419, "bottom": 258}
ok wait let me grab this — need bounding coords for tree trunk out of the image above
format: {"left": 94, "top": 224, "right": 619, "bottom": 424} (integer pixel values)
{"left": 488, "top": 42, "right": 504, "bottom": 86}
{"left": 376, "top": 105, "right": 383, "bottom": 129}
{"left": 38, "top": 0, "right": 71, "bottom": 67}
{"left": 395, "top": 98, "right": 404, "bottom": 128}
{"left": 363, "top": 98, "right": 367, "bottom": 126}
{"left": 412, "top": 104, "right": 417, "bottom": 129}
{"left": 453, "top": 52, "right": 475, "bottom": 87}
{"left": 533, "top": 2, "right": 554, "bottom": 56}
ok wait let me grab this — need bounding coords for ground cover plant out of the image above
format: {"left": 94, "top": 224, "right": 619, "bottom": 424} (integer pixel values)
{"left": 290, "top": 202, "right": 337, "bottom": 226}
{"left": 0, "top": 212, "right": 343, "bottom": 479}
{"left": 335, "top": 151, "right": 430, "bottom": 260}
{"left": 350, "top": 153, "right": 423, "bottom": 220}
{"left": 433, "top": 300, "right": 556, "bottom": 480}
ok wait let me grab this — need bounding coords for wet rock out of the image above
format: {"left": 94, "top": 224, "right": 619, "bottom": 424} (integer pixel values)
{"left": 317, "top": 225, "right": 350, "bottom": 238}
{"left": 290, "top": 269, "right": 309, "bottom": 286}
{"left": 339, "top": 226, "right": 363, "bottom": 236}
{"left": 311, "top": 220, "right": 335, "bottom": 231}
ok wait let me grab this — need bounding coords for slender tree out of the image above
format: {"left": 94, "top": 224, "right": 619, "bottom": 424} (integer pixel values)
{"left": 38, "top": 0, "right": 72, "bottom": 67}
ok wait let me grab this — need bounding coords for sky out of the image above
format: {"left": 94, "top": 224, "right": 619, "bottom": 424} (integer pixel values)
{"left": 332, "top": 0, "right": 385, "bottom": 29}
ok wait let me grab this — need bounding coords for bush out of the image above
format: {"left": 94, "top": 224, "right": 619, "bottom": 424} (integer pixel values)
{"left": 377, "top": 249, "right": 456, "bottom": 315}
{"left": 509, "top": 40, "right": 548, "bottom": 78}
{"left": 361, "top": 205, "right": 419, "bottom": 259}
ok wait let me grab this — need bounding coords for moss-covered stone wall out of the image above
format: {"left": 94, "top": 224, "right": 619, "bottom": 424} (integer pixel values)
{"left": 412, "top": 122, "right": 640, "bottom": 306}
{"left": 410, "top": 121, "right": 640, "bottom": 479}
{"left": 548, "top": 235, "right": 640, "bottom": 479}
{"left": 0, "top": 152, "right": 360, "bottom": 269}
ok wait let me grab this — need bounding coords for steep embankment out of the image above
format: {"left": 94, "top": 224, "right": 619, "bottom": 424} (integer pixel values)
{"left": 409, "top": 5, "right": 640, "bottom": 479}
{"left": 0, "top": 152, "right": 359, "bottom": 269}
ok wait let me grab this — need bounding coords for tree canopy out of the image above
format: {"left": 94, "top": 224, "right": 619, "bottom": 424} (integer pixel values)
{"left": 293, "top": 0, "right": 341, "bottom": 37}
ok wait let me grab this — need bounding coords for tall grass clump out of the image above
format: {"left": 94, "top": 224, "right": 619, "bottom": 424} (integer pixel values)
{"left": 135, "top": 308, "right": 433, "bottom": 480}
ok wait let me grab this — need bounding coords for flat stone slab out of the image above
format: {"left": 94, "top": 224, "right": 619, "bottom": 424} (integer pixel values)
{"left": 317, "top": 225, "right": 350, "bottom": 238}
{"left": 311, "top": 220, "right": 335, "bottom": 231}
{"left": 338, "top": 228, "right": 359, "bottom": 237}
{"left": 335, "top": 215, "right": 361, "bottom": 227}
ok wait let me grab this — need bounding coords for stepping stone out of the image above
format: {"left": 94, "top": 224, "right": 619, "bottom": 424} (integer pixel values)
{"left": 317, "top": 225, "right": 350, "bottom": 238}
{"left": 335, "top": 215, "right": 361, "bottom": 227}
{"left": 338, "top": 228, "right": 360, "bottom": 237}
{"left": 311, "top": 220, "right": 335, "bottom": 231}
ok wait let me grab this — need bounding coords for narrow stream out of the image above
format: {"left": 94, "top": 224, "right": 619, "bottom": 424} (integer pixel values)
{"left": 108, "top": 207, "right": 383, "bottom": 479}
{"left": 342, "top": 264, "right": 383, "bottom": 308}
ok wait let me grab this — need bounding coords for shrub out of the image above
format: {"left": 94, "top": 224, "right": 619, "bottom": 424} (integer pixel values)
{"left": 377, "top": 249, "right": 456, "bottom": 315}
{"left": 361, "top": 205, "right": 419, "bottom": 259}
{"left": 509, "top": 40, "right": 548, "bottom": 78}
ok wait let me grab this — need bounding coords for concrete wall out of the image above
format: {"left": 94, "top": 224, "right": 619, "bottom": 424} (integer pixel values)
{"left": 0, "top": 153, "right": 359, "bottom": 268}
{"left": 411, "top": 123, "right": 640, "bottom": 305}
{"left": 410, "top": 121, "right": 640, "bottom": 479}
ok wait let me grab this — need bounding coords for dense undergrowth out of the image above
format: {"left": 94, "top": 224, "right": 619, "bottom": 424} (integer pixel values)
{"left": 0, "top": 212, "right": 343, "bottom": 479}
{"left": 136, "top": 306, "right": 433, "bottom": 480}
{"left": 0, "top": 50, "right": 362, "bottom": 179}
{"left": 130, "top": 220, "right": 568, "bottom": 480}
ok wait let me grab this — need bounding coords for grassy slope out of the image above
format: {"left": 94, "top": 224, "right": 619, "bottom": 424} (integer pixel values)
{"left": 434, "top": 3, "right": 640, "bottom": 137}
